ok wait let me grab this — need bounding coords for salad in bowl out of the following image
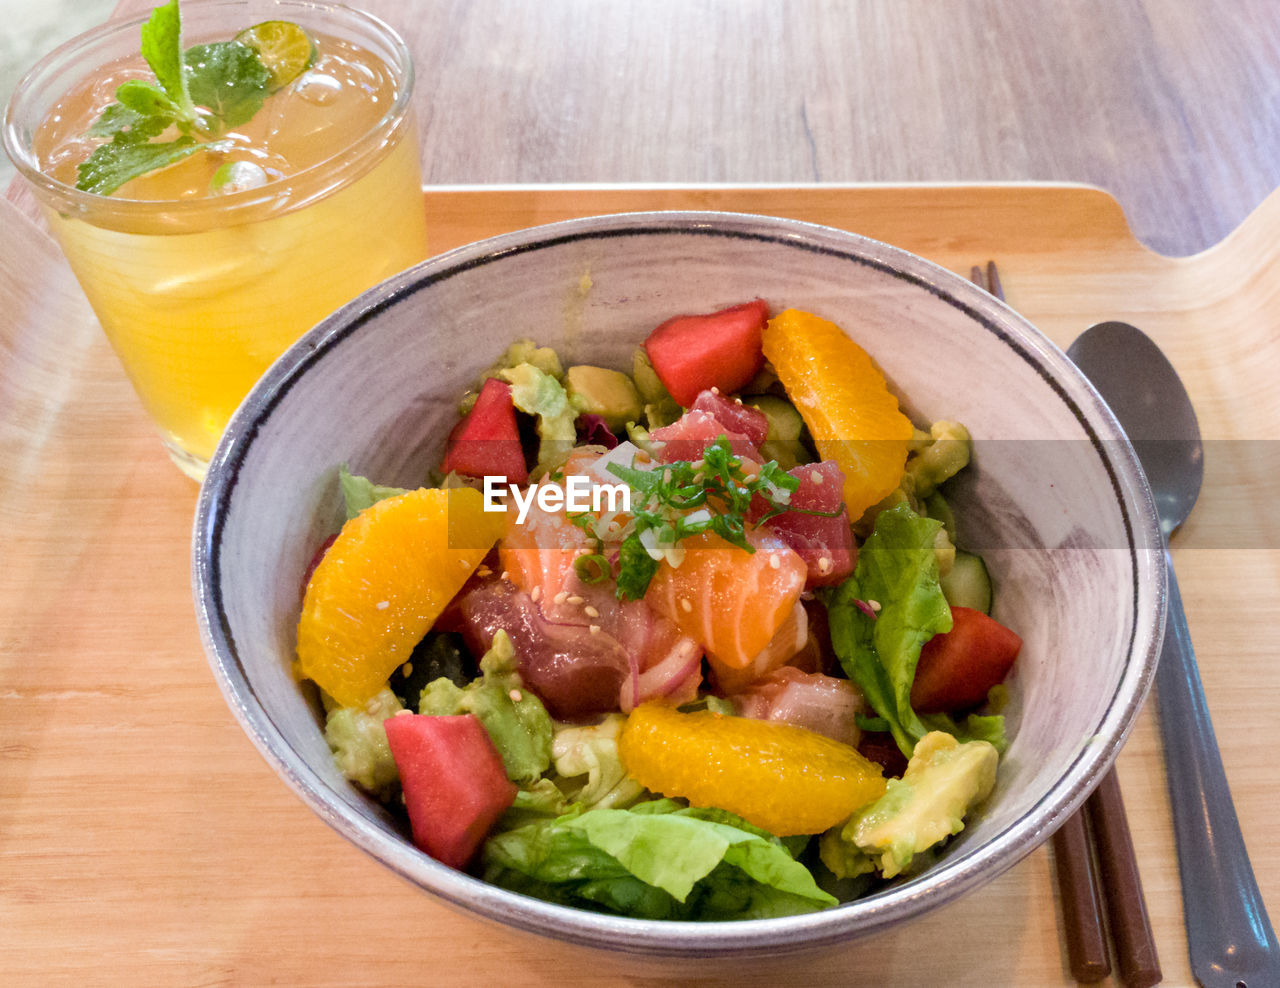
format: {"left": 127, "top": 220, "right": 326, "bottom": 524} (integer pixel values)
{"left": 294, "top": 298, "right": 1023, "bottom": 920}
{"left": 193, "top": 210, "right": 1163, "bottom": 954}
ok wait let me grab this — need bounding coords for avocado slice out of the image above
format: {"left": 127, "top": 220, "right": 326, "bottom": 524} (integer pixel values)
{"left": 747, "top": 394, "right": 810, "bottom": 469}
{"left": 565, "top": 364, "right": 644, "bottom": 431}
{"left": 819, "top": 731, "right": 998, "bottom": 880}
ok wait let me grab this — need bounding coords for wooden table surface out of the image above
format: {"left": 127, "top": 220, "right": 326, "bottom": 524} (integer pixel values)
{"left": 5, "top": 1, "right": 1280, "bottom": 985}
{"left": 3, "top": 0, "right": 1243, "bottom": 258}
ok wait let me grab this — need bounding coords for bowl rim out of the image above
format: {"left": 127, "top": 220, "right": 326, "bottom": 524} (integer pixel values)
{"left": 192, "top": 209, "right": 1166, "bottom": 956}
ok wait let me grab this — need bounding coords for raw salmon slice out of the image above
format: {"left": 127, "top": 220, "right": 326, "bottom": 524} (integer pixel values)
{"left": 645, "top": 528, "right": 807, "bottom": 673}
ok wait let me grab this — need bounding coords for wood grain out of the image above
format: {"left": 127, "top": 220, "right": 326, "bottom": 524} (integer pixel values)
{"left": 3, "top": 181, "right": 1279, "bottom": 986}
{"left": 70, "top": 0, "right": 1280, "bottom": 259}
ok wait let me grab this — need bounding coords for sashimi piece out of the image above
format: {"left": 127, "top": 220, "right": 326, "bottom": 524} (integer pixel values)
{"left": 650, "top": 409, "right": 761, "bottom": 464}
{"left": 752, "top": 460, "right": 856, "bottom": 587}
{"left": 496, "top": 488, "right": 703, "bottom": 713}
{"left": 645, "top": 528, "right": 807, "bottom": 672}
{"left": 455, "top": 576, "right": 628, "bottom": 719}
{"left": 691, "top": 390, "right": 770, "bottom": 447}
{"left": 730, "top": 667, "right": 869, "bottom": 747}
{"left": 614, "top": 600, "right": 704, "bottom": 710}
{"left": 499, "top": 503, "right": 621, "bottom": 629}
{"left": 711, "top": 600, "right": 809, "bottom": 694}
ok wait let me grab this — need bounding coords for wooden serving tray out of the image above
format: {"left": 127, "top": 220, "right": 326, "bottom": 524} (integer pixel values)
{"left": 3, "top": 183, "right": 1277, "bottom": 987}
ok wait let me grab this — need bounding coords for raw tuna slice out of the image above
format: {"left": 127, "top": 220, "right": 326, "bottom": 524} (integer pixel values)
{"left": 455, "top": 577, "right": 629, "bottom": 719}
{"left": 650, "top": 409, "right": 760, "bottom": 464}
{"left": 754, "top": 460, "right": 855, "bottom": 587}
{"left": 690, "top": 389, "right": 770, "bottom": 447}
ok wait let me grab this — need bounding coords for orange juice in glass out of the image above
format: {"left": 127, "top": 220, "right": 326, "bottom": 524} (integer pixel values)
{"left": 3, "top": 1, "right": 429, "bottom": 480}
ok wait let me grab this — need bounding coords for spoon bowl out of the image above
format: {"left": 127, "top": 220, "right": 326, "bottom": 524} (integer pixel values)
{"left": 1068, "top": 322, "right": 1204, "bottom": 538}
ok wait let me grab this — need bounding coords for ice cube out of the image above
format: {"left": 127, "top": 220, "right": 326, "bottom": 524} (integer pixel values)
{"left": 294, "top": 72, "right": 343, "bottom": 106}
{"left": 210, "top": 160, "right": 269, "bottom": 195}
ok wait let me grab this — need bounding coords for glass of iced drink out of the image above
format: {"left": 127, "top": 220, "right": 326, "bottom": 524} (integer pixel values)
{"left": 3, "top": 1, "right": 429, "bottom": 480}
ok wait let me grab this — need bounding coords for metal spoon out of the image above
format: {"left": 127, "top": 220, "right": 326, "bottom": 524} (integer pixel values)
{"left": 1068, "top": 321, "right": 1279, "bottom": 988}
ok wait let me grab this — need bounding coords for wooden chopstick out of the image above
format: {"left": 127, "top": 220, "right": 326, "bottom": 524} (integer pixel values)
{"left": 1053, "top": 809, "right": 1112, "bottom": 981}
{"left": 970, "top": 261, "right": 1161, "bottom": 985}
{"left": 1086, "top": 770, "right": 1162, "bottom": 987}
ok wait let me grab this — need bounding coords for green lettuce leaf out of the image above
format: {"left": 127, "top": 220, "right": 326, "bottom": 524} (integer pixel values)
{"left": 482, "top": 799, "right": 835, "bottom": 920}
{"left": 498, "top": 363, "right": 577, "bottom": 472}
{"left": 822, "top": 503, "right": 954, "bottom": 756}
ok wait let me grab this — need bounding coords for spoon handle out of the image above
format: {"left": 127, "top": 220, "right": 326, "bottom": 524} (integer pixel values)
{"left": 1157, "top": 554, "right": 1280, "bottom": 987}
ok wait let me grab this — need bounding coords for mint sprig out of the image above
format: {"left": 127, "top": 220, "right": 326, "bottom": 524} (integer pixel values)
{"left": 139, "top": 0, "right": 195, "bottom": 123}
{"left": 75, "top": 0, "right": 275, "bottom": 196}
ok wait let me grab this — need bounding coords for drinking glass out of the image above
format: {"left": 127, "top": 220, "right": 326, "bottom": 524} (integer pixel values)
{"left": 3, "top": 1, "right": 430, "bottom": 480}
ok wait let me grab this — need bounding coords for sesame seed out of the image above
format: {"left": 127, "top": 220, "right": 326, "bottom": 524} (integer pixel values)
{"left": 584, "top": 605, "right": 600, "bottom": 618}
{"left": 680, "top": 598, "right": 693, "bottom": 613}
{"left": 769, "top": 553, "right": 781, "bottom": 569}
{"left": 394, "top": 709, "right": 413, "bottom": 717}
{"left": 710, "top": 386, "right": 720, "bottom": 395}
{"left": 376, "top": 600, "right": 390, "bottom": 610}
{"left": 530, "top": 586, "right": 542, "bottom": 602}
{"left": 810, "top": 470, "right": 824, "bottom": 484}
{"left": 566, "top": 594, "right": 584, "bottom": 605}
{"left": 589, "top": 624, "right": 601, "bottom": 634}
{"left": 817, "top": 557, "right": 832, "bottom": 574}
{"left": 553, "top": 591, "right": 569, "bottom": 604}
{"left": 477, "top": 565, "right": 492, "bottom": 577}
{"left": 869, "top": 599, "right": 882, "bottom": 612}
{"left": 509, "top": 689, "right": 523, "bottom": 702}
{"left": 500, "top": 570, "right": 510, "bottom": 581}
{"left": 401, "top": 662, "right": 413, "bottom": 677}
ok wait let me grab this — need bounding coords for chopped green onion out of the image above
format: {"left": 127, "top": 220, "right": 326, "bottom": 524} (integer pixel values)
{"left": 573, "top": 553, "right": 611, "bottom": 585}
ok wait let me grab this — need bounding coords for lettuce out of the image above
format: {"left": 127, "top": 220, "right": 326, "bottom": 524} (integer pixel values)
{"left": 481, "top": 799, "right": 835, "bottom": 920}
{"left": 823, "top": 504, "right": 952, "bottom": 755}
{"left": 824, "top": 504, "right": 988, "bottom": 757}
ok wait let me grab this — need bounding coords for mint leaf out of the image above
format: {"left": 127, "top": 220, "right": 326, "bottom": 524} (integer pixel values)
{"left": 86, "top": 103, "right": 170, "bottom": 144}
{"left": 140, "top": 0, "right": 194, "bottom": 122}
{"left": 76, "top": 137, "right": 206, "bottom": 196}
{"left": 184, "top": 41, "right": 271, "bottom": 130}
{"left": 115, "top": 78, "right": 180, "bottom": 120}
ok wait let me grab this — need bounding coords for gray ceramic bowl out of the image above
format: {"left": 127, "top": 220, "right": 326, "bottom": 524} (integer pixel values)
{"left": 192, "top": 211, "right": 1164, "bottom": 956}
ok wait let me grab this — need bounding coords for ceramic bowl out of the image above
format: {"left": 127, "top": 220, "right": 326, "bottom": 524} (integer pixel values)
{"left": 192, "top": 211, "right": 1165, "bottom": 956}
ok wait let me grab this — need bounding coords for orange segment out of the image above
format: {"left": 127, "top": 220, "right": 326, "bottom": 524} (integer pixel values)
{"left": 644, "top": 529, "right": 806, "bottom": 672}
{"left": 762, "top": 309, "right": 914, "bottom": 520}
{"left": 619, "top": 702, "right": 886, "bottom": 836}
{"left": 296, "top": 486, "right": 505, "bottom": 707}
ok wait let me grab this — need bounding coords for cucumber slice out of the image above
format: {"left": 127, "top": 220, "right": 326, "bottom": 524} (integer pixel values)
{"left": 940, "top": 550, "right": 992, "bottom": 614}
